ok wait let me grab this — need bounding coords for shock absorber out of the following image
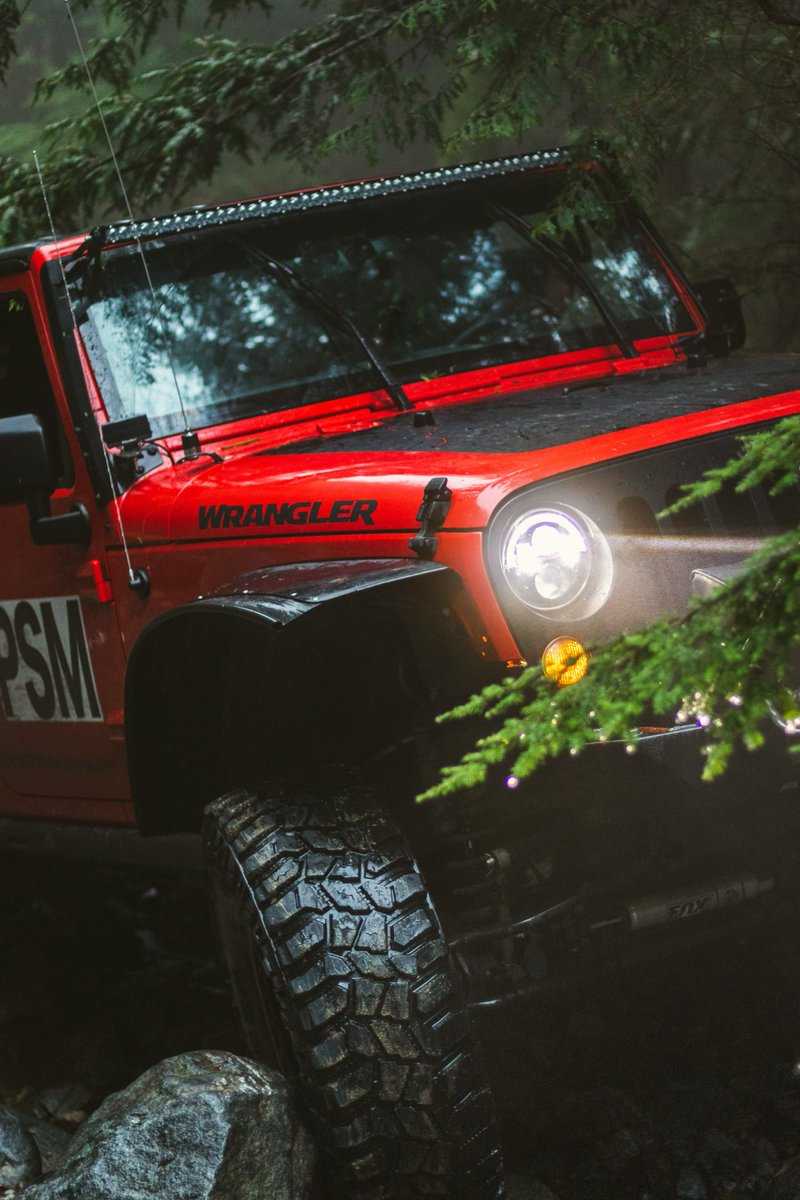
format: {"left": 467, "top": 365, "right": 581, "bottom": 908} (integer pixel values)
{"left": 423, "top": 790, "right": 509, "bottom": 931}
{"left": 426, "top": 788, "right": 556, "bottom": 938}
{"left": 441, "top": 836, "right": 502, "bottom": 930}
{"left": 591, "top": 874, "right": 775, "bottom": 933}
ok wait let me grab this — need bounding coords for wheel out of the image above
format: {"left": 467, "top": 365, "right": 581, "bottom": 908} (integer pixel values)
{"left": 203, "top": 777, "right": 504, "bottom": 1199}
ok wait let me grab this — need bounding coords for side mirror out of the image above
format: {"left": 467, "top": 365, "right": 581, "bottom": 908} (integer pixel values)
{"left": 0, "top": 413, "right": 90, "bottom": 547}
{"left": 691, "top": 278, "right": 746, "bottom": 356}
{"left": 0, "top": 413, "right": 56, "bottom": 495}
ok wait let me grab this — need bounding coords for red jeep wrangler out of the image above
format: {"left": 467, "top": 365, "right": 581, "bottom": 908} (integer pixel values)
{"left": 0, "top": 148, "right": 798, "bottom": 1199}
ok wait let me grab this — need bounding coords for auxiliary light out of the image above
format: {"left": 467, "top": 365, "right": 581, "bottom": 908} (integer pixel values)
{"left": 542, "top": 636, "right": 589, "bottom": 686}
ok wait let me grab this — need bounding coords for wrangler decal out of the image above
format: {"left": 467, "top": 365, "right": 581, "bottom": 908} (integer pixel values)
{"left": 0, "top": 597, "right": 102, "bottom": 722}
{"left": 198, "top": 499, "right": 378, "bottom": 530}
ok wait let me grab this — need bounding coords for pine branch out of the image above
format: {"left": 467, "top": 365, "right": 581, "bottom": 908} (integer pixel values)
{"left": 665, "top": 415, "right": 800, "bottom": 514}
{"left": 756, "top": 0, "right": 800, "bottom": 27}
{"left": 0, "top": 0, "right": 20, "bottom": 83}
{"left": 421, "top": 528, "right": 800, "bottom": 801}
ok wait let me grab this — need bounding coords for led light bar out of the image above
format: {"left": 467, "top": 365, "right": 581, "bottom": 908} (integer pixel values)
{"left": 98, "top": 148, "right": 576, "bottom": 250}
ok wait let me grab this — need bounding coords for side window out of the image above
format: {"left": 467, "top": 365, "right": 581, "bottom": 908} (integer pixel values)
{"left": 0, "top": 292, "right": 71, "bottom": 486}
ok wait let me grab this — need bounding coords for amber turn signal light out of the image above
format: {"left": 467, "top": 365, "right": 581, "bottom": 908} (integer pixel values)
{"left": 542, "top": 636, "right": 589, "bottom": 686}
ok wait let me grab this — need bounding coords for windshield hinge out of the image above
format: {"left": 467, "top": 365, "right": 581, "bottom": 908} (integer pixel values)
{"left": 409, "top": 476, "right": 452, "bottom": 560}
{"left": 102, "top": 413, "right": 162, "bottom": 487}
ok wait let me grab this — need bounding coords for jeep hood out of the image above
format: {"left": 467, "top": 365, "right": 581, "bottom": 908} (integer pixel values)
{"left": 121, "top": 355, "right": 800, "bottom": 543}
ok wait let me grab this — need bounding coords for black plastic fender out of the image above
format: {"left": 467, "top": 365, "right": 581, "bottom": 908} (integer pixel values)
{"left": 125, "top": 558, "right": 457, "bottom": 834}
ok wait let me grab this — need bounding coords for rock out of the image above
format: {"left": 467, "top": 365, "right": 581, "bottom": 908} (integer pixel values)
{"left": 541, "top": 1085, "right": 646, "bottom": 1145}
{"left": 696, "top": 1129, "right": 742, "bottom": 1172}
{"left": 0, "top": 1104, "right": 41, "bottom": 1189}
{"left": 753, "top": 1136, "right": 779, "bottom": 1180}
{"left": 602, "top": 1127, "right": 641, "bottom": 1174}
{"left": 12, "top": 1115, "right": 70, "bottom": 1177}
{"left": 29, "top": 1082, "right": 93, "bottom": 1129}
{"left": 505, "top": 1174, "right": 562, "bottom": 1200}
{"left": 20, "top": 1050, "right": 315, "bottom": 1200}
{"left": 769, "top": 1165, "right": 800, "bottom": 1200}
{"left": 675, "top": 1165, "right": 707, "bottom": 1199}
{"left": 661, "top": 1113, "right": 694, "bottom": 1164}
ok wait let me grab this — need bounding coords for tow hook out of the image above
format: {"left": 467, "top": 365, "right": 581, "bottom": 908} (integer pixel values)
{"left": 591, "top": 874, "right": 774, "bottom": 933}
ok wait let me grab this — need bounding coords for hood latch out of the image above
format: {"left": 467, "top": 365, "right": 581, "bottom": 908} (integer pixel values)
{"left": 409, "top": 476, "right": 452, "bottom": 560}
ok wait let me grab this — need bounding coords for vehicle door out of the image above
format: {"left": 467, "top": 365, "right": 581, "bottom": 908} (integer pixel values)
{"left": 0, "top": 271, "right": 130, "bottom": 818}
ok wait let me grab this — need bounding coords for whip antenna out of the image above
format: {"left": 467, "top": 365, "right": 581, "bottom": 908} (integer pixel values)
{"left": 32, "top": 149, "right": 148, "bottom": 594}
{"left": 63, "top": 0, "right": 197, "bottom": 453}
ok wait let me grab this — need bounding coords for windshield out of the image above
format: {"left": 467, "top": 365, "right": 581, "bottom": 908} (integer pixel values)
{"left": 78, "top": 171, "right": 695, "bottom": 437}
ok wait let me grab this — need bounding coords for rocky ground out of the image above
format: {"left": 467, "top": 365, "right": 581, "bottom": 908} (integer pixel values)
{"left": 2, "top": 852, "right": 800, "bottom": 1199}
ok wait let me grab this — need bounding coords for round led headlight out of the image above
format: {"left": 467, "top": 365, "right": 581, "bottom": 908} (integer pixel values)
{"left": 500, "top": 504, "right": 613, "bottom": 618}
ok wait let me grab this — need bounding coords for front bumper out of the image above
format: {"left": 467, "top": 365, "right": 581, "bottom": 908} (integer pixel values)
{"left": 433, "top": 716, "right": 800, "bottom": 1009}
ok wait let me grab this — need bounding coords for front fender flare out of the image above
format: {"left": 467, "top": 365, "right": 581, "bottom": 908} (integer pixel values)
{"left": 125, "top": 558, "right": 453, "bottom": 834}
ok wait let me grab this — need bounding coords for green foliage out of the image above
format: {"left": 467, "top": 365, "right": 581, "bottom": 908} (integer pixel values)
{"left": 35, "top": 36, "right": 137, "bottom": 99}
{"left": 420, "top": 415, "right": 800, "bottom": 801}
{"left": 0, "top": 0, "right": 797, "bottom": 344}
{"left": 668, "top": 414, "right": 800, "bottom": 514}
{"left": 0, "top": 2, "right": 20, "bottom": 83}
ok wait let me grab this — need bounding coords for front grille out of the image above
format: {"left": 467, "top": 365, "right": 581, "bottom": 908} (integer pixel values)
{"left": 488, "top": 423, "right": 799, "bottom": 660}
{"left": 578, "top": 424, "right": 799, "bottom": 539}
{"left": 661, "top": 473, "right": 800, "bottom": 537}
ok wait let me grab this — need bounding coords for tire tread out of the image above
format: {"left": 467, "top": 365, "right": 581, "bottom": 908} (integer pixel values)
{"left": 204, "top": 780, "right": 504, "bottom": 1199}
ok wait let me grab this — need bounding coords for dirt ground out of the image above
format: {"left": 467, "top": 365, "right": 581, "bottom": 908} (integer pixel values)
{"left": 2, "top": 852, "right": 800, "bottom": 1199}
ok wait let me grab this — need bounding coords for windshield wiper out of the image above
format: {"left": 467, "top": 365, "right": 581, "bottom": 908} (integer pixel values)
{"left": 235, "top": 237, "right": 413, "bottom": 412}
{"left": 490, "top": 203, "right": 638, "bottom": 360}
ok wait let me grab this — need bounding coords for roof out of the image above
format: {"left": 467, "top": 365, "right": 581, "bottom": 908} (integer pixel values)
{"left": 0, "top": 242, "right": 41, "bottom": 274}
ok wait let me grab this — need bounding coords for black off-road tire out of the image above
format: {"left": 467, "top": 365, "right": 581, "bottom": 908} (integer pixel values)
{"left": 203, "top": 778, "right": 504, "bottom": 1199}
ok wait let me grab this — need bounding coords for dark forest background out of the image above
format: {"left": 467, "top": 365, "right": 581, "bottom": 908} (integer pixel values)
{"left": 0, "top": 0, "right": 796, "bottom": 351}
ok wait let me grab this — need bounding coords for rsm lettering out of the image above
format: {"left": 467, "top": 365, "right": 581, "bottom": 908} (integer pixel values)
{"left": 0, "top": 597, "right": 102, "bottom": 722}
{"left": 199, "top": 499, "right": 378, "bottom": 530}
